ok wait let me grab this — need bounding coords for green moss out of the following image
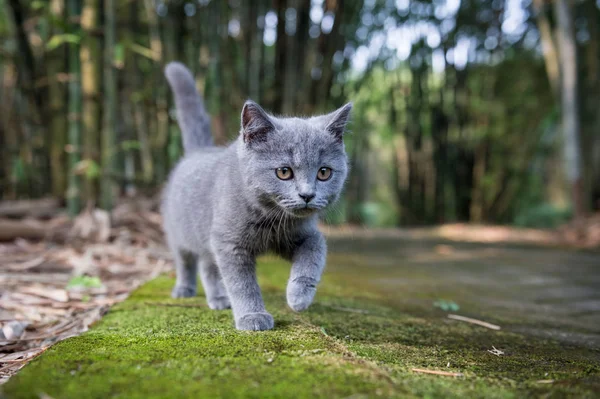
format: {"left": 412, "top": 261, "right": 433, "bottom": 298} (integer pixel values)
{"left": 3, "top": 256, "right": 599, "bottom": 399}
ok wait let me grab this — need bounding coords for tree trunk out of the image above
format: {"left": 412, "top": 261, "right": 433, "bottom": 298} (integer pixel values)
{"left": 6, "top": 0, "right": 44, "bottom": 119}
{"left": 248, "top": 1, "right": 263, "bottom": 101}
{"left": 100, "top": 0, "right": 118, "bottom": 211}
{"left": 66, "top": 0, "right": 82, "bottom": 216}
{"left": 257, "top": 3, "right": 267, "bottom": 104}
{"left": 144, "top": 0, "right": 168, "bottom": 181}
{"left": 207, "top": 1, "right": 227, "bottom": 144}
{"left": 244, "top": 1, "right": 257, "bottom": 97}
{"left": 7, "top": 0, "right": 49, "bottom": 196}
{"left": 294, "top": 0, "right": 311, "bottom": 112}
{"left": 318, "top": 0, "right": 345, "bottom": 110}
{"left": 0, "top": 63, "right": 19, "bottom": 199}
{"left": 283, "top": 3, "right": 297, "bottom": 113}
{"left": 469, "top": 142, "right": 487, "bottom": 223}
{"left": 80, "top": 0, "right": 101, "bottom": 204}
{"left": 0, "top": 219, "right": 47, "bottom": 241}
{"left": 127, "top": 0, "right": 153, "bottom": 184}
{"left": 453, "top": 146, "right": 474, "bottom": 222}
{"left": 582, "top": 1, "right": 600, "bottom": 212}
{"left": 48, "top": 0, "right": 68, "bottom": 200}
{"left": 532, "top": 0, "right": 560, "bottom": 99}
{"left": 554, "top": 0, "right": 584, "bottom": 218}
{"left": 407, "top": 64, "right": 427, "bottom": 224}
{"left": 0, "top": 198, "right": 60, "bottom": 219}
{"left": 308, "top": 1, "right": 327, "bottom": 112}
{"left": 432, "top": 106, "right": 448, "bottom": 223}
{"left": 272, "top": 0, "right": 288, "bottom": 114}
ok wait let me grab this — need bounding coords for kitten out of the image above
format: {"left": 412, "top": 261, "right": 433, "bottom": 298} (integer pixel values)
{"left": 163, "top": 62, "right": 352, "bottom": 331}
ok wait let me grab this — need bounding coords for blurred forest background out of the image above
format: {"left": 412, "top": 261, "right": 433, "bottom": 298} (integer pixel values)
{"left": 0, "top": 0, "right": 599, "bottom": 228}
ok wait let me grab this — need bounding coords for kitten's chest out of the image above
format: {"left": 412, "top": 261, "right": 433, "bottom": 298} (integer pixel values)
{"left": 244, "top": 216, "right": 299, "bottom": 254}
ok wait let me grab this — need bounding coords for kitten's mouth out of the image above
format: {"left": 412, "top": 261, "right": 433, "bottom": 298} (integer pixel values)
{"left": 287, "top": 206, "right": 319, "bottom": 218}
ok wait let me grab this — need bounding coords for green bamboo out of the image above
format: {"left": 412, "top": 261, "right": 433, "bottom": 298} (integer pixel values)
{"left": 66, "top": 0, "right": 82, "bottom": 217}
{"left": 100, "top": 0, "right": 117, "bottom": 210}
{"left": 81, "top": 0, "right": 102, "bottom": 203}
{"left": 48, "top": 0, "right": 68, "bottom": 200}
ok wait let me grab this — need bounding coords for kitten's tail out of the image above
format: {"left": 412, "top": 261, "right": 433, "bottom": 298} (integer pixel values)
{"left": 164, "top": 62, "right": 213, "bottom": 152}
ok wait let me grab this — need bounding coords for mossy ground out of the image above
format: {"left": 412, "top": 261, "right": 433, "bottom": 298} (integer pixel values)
{"left": 3, "top": 240, "right": 600, "bottom": 399}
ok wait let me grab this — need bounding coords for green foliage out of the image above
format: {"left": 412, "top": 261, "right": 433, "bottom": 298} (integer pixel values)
{"left": 355, "top": 202, "right": 384, "bottom": 227}
{"left": 114, "top": 42, "right": 125, "bottom": 67}
{"left": 127, "top": 42, "right": 156, "bottom": 61}
{"left": 121, "top": 140, "right": 141, "bottom": 151}
{"left": 346, "top": 54, "right": 555, "bottom": 226}
{"left": 66, "top": 275, "right": 103, "bottom": 290}
{"left": 72, "top": 159, "right": 101, "bottom": 181}
{"left": 30, "top": 1, "right": 46, "bottom": 11}
{"left": 46, "top": 33, "right": 80, "bottom": 51}
{"left": 513, "top": 204, "right": 572, "bottom": 229}
{"left": 167, "top": 125, "right": 182, "bottom": 165}
{"left": 10, "top": 157, "right": 25, "bottom": 183}
{"left": 433, "top": 300, "right": 460, "bottom": 312}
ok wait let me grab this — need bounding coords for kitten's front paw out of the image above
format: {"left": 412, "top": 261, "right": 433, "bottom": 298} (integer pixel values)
{"left": 286, "top": 277, "right": 317, "bottom": 312}
{"left": 236, "top": 312, "right": 274, "bottom": 331}
{"left": 207, "top": 296, "right": 231, "bottom": 310}
{"left": 171, "top": 285, "right": 196, "bottom": 298}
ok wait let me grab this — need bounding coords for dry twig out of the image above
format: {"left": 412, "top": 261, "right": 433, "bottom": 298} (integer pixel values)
{"left": 447, "top": 314, "right": 501, "bottom": 330}
{"left": 487, "top": 346, "right": 504, "bottom": 356}
{"left": 411, "top": 368, "right": 464, "bottom": 377}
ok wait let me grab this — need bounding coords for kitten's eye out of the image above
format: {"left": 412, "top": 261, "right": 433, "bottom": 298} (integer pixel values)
{"left": 317, "top": 167, "right": 332, "bottom": 181}
{"left": 276, "top": 167, "right": 294, "bottom": 180}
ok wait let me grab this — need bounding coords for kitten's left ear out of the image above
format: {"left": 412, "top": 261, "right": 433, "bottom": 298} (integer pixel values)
{"left": 324, "top": 102, "right": 353, "bottom": 141}
{"left": 241, "top": 100, "right": 275, "bottom": 145}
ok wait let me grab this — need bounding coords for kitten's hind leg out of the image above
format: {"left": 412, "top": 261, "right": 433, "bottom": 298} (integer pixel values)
{"left": 199, "top": 259, "right": 231, "bottom": 310}
{"left": 171, "top": 249, "right": 198, "bottom": 298}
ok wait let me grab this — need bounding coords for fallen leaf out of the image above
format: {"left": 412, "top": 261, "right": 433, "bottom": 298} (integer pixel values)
{"left": 21, "top": 286, "right": 69, "bottom": 303}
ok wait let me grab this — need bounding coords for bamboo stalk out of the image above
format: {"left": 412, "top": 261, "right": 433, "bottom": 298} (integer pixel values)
{"left": 81, "top": 0, "right": 102, "bottom": 203}
{"left": 66, "top": 0, "right": 82, "bottom": 217}
{"left": 100, "top": 0, "right": 117, "bottom": 210}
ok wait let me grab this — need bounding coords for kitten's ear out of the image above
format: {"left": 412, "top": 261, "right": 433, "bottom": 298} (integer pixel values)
{"left": 323, "top": 102, "right": 353, "bottom": 141}
{"left": 241, "top": 100, "right": 274, "bottom": 144}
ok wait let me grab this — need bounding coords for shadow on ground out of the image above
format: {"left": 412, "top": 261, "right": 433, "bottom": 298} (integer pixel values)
{"left": 3, "top": 237, "right": 600, "bottom": 398}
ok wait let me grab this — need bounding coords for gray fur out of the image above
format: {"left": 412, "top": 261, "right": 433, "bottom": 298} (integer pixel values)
{"left": 164, "top": 62, "right": 213, "bottom": 151}
{"left": 162, "top": 62, "right": 352, "bottom": 331}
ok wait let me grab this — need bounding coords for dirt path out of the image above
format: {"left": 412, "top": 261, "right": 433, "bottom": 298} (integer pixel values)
{"left": 327, "top": 235, "right": 600, "bottom": 349}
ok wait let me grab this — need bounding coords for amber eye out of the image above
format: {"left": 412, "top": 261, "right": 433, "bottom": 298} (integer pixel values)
{"left": 276, "top": 167, "right": 294, "bottom": 180}
{"left": 317, "top": 167, "right": 332, "bottom": 181}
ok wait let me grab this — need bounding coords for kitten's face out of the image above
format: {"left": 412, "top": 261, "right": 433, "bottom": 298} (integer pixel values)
{"left": 238, "top": 102, "right": 351, "bottom": 218}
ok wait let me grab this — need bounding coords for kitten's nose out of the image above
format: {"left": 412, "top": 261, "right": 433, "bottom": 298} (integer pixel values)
{"left": 299, "top": 193, "right": 315, "bottom": 203}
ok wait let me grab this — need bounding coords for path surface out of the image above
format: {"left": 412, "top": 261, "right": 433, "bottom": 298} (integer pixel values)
{"left": 3, "top": 235, "right": 599, "bottom": 398}
{"left": 327, "top": 236, "right": 600, "bottom": 349}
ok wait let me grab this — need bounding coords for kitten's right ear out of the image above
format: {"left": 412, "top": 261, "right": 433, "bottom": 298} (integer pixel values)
{"left": 324, "top": 102, "right": 352, "bottom": 142}
{"left": 241, "top": 100, "right": 274, "bottom": 144}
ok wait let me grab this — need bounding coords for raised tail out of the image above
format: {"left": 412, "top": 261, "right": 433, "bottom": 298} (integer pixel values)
{"left": 164, "top": 62, "right": 213, "bottom": 152}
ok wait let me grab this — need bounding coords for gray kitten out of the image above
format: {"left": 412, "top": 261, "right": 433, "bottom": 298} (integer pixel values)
{"left": 162, "top": 62, "right": 351, "bottom": 331}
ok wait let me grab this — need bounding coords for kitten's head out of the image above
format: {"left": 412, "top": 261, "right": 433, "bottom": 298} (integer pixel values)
{"left": 237, "top": 100, "right": 352, "bottom": 219}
